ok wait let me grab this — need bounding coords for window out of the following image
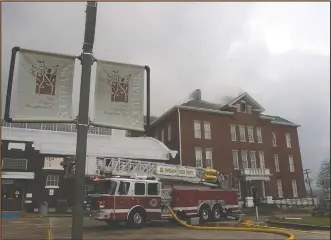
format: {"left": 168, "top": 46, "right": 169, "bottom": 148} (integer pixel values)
{"left": 274, "top": 154, "right": 280, "bottom": 172}
{"left": 147, "top": 183, "right": 160, "bottom": 195}
{"left": 43, "top": 157, "right": 63, "bottom": 170}
{"left": 259, "top": 151, "right": 265, "bottom": 169}
{"left": 292, "top": 180, "right": 298, "bottom": 198}
{"left": 250, "top": 151, "right": 257, "bottom": 168}
{"left": 194, "top": 121, "right": 201, "bottom": 138}
{"left": 118, "top": 181, "right": 130, "bottom": 195}
{"left": 2, "top": 158, "right": 27, "bottom": 171}
{"left": 99, "top": 127, "right": 112, "bottom": 135}
{"left": 247, "top": 106, "right": 252, "bottom": 114}
{"left": 57, "top": 124, "right": 66, "bottom": 132}
{"left": 235, "top": 180, "right": 241, "bottom": 199}
{"left": 240, "top": 102, "right": 247, "bottom": 112}
{"left": 232, "top": 150, "right": 239, "bottom": 169}
{"left": 195, "top": 148, "right": 203, "bottom": 168}
{"left": 84, "top": 185, "right": 93, "bottom": 196}
{"left": 168, "top": 124, "right": 171, "bottom": 141}
{"left": 134, "top": 183, "right": 146, "bottom": 195}
{"left": 288, "top": 156, "right": 294, "bottom": 172}
{"left": 46, "top": 175, "right": 59, "bottom": 188}
{"left": 241, "top": 151, "right": 248, "bottom": 169}
{"left": 247, "top": 126, "right": 254, "bottom": 143}
{"left": 204, "top": 122, "right": 211, "bottom": 139}
{"left": 285, "top": 133, "right": 292, "bottom": 148}
{"left": 230, "top": 125, "right": 237, "bottom": 141}
{"left": 205, "top": 149, "right": 213, "bottom": 169}
{"left": 27, "top": 123, "right": 41, "bottom": 130}
{"left": 277, "top": 179, "right": 283, "bottom": 198}
{"left": 272, "top": 132, "right": 277, "bottom": 147}
{"left": 239, "top": 125, "right": 246, "bottom": 142}
{"left": 161, "top": 129, "right": 164, "bottom": 142}
{"left": 256, "top": 127, "right": 263, "bottom": 143}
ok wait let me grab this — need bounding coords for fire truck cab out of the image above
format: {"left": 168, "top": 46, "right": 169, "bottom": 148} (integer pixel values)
{"left": 89, "top": 176, "right": 162, "bottom": 227}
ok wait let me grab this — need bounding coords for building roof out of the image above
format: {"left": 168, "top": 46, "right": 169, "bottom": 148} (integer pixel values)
{"left": 2, "top": 126, "right": 177, "bottom": 161}
{"left": 181, "top": 99, "right": 222, "bottom": 110}
{"left": 260, "top": 114, "right": 295, "bottom": 124}
{"left": 150, "top": 90, "right": 298, "bottom": 127}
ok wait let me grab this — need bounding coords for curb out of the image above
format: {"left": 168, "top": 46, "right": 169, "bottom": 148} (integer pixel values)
{"left": 266, "top": 220, "right": 330, "bottom": 231}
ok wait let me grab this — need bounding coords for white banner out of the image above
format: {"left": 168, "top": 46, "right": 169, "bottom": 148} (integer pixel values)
{"left": 9, "top": 49, "right": 75, "bottom": 122}
{"left": 93, "top": 60, "right": 145, "bottom": 131}
{"left": 156, "top": 166, "right": 197, "bottom": 178}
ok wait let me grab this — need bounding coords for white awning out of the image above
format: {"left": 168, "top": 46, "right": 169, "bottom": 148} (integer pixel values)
{"left": 2, "top": 127, "right": 177, "bottom": 161}
{"left": 2, "top": 171, "right": 35, "bottom": 179}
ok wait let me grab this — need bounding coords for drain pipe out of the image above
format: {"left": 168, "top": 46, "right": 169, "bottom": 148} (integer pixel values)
{"left": 178, "top": 108, "right": 182, "bottom": 166}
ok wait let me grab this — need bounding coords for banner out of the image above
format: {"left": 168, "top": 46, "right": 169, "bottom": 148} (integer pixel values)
{"left": 9, "top": 48, "right": 75, "bottom": 122}
{"left": 156, "top": 166, "right": 197, "bottom": 178}
{"left": 93, "top": 60, "right": 145, "bottom": 131}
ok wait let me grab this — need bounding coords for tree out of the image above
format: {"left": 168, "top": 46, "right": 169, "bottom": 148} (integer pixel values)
{"left": 316, "top": 159, "right": 330, "bottom": 194}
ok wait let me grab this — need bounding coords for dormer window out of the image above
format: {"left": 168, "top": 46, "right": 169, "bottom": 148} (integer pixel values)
{"left": 240, "top": 102, "right": 247, "bottom": 112}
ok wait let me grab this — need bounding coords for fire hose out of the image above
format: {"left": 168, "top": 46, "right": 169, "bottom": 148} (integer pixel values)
{"left": 168, "top": 207, "right": 295, "bottom": 240}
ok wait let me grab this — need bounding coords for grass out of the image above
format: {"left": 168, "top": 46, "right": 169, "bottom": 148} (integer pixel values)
{"left": 278, "top": 217, "right": 330, "bottom": 226}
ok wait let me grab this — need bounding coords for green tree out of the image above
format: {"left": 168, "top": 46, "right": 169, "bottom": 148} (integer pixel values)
{"left": 316, "top": 159, "right": 330, "bottom": 194}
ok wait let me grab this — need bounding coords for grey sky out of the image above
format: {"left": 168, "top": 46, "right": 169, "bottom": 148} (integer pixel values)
{"left": 2, "top": 2, "right": 330, "bottom": 179}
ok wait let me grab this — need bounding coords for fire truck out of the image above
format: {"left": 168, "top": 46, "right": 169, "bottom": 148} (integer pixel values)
{"left": 87, "top": 158, "right": 238, "bottom": 228}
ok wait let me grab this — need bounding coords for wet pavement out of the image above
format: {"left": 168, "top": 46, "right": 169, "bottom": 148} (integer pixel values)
{"left": 1, "top": 216, "right": 330, "bottom": 240}
{"left": 1, "top": 217, "right": 49, "bottom": 239}
{"left": 49, "top": 217, "right": 285, "bottom": 239}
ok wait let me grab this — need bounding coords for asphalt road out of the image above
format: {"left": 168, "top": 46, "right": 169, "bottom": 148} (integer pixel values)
{"left": 1, "top": 216, "right": 330, "bottom": 240}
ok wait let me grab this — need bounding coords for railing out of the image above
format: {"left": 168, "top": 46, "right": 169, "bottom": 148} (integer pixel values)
{"left": 241, "top": 168, "right": 271, "bottom": 176}
{"left": 1, "top": 121, "right": 112, "bottom": 136}
{"left": 2, "top": 158, "right": 28, "bottom": 171}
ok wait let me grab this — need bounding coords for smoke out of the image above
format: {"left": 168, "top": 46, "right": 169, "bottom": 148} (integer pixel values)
{"left": 209, "top": 86, "right": 246, "bottom": 105}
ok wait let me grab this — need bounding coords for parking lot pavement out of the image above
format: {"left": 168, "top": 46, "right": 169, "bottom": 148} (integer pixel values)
{"left": 49, "top": 217, "right": 285, "bottom": 239}
{"left": 1, "top": 217, "right": 49, "bottom": 239}
{"left": 282, "top": 230, "right": 330, "bottom": 240}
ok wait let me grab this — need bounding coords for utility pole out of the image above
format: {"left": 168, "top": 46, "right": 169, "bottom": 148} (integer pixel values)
{"left": 303, "top": 169, "right": 315, "bottom": 206}
{"left": 71, "top": 2, "right": 97, "bottom": 240}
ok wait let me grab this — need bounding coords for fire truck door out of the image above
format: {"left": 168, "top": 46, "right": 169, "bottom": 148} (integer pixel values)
{"left": 114, "top": 181, "right": 130, "bottom": 220}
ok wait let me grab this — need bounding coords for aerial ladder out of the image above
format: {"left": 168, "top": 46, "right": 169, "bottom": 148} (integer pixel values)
{"left": 93, "top": 157, "right": 227, "bottom": 187}
{"left": 61, "top": 156, "right": 229, "bottom": 188}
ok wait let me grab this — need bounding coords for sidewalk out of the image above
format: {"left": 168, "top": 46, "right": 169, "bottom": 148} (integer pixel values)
{"left": 22, "top": 212, "right": 91, "bottom": 218}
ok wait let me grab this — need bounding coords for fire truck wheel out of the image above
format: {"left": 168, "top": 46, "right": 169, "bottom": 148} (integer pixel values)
{"left": 199, "top": 206, "right": 211, "bottom": 223}
{"left": 212, "top": 205, "right": 222, "bottom": 221}
{"left": 127, "top": 209, "right": 146, "bottom": 228}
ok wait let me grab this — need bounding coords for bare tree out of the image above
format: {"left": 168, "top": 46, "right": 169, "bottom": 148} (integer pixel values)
{"left": 106, "top": 70, "right": 130, "bottom": 102}
{"left": 30, "top": 60, "right": 59, "bottom": 95}
{"left": 316, "top": 159, "right": 330, "bottom": 194}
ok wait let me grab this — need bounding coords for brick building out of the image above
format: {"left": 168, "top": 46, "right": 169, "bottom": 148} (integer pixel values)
{"left": 128, "top": 89, "right": 307, "bottom": 205}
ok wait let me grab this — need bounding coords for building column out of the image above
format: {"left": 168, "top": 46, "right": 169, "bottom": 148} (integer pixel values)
{"left": 248, "top": 180, "right": 252, "bottom": 197}
{"left": 267, "top": 180, "right": 271, "bottom": 196}
{"left": 245, "top": 180, "right": 250, "bottom": 197}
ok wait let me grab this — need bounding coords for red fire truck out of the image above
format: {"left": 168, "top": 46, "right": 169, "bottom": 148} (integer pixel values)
{"left": 87, "top": 158, "right": 238, "bottom": 228}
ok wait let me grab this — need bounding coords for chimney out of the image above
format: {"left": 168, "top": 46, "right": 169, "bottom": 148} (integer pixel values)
{"left": 189, "top": 89, "right": 201, "bottom": 101}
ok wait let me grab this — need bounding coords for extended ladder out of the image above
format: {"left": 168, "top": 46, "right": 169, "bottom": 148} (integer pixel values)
{"left": 95, "top": 157, "right": 207, "bottom": 184}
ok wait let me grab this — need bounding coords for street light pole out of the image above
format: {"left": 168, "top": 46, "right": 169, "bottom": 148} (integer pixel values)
{"left": 71, "top": 2, "right": 97, "bottom": 239}
{"left": 303, "top": 169, "right": 315, "bottom": 207}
